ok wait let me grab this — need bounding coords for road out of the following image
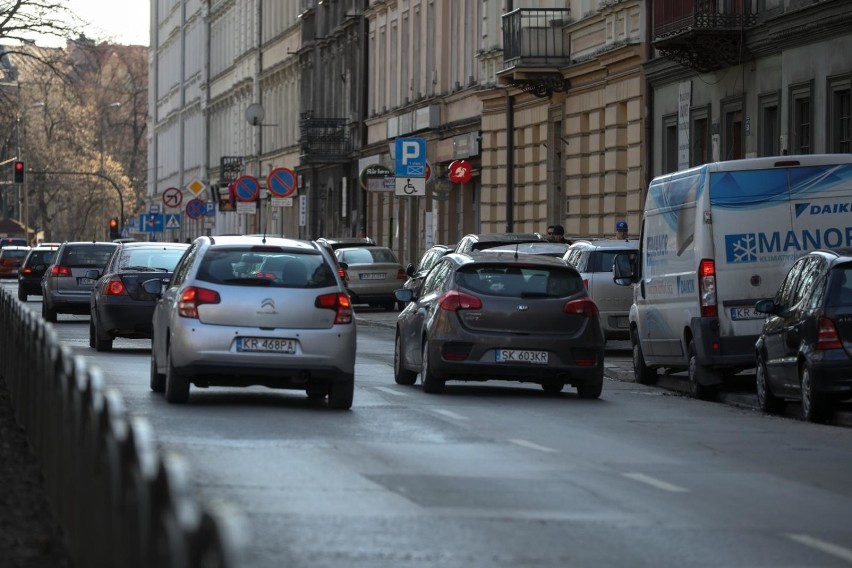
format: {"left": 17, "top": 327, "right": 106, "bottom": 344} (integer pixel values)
{"left": 7, "top": 281, "right": 852, "bottom": 568}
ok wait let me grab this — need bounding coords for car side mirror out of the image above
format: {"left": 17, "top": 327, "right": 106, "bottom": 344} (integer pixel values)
{"left": 754, "top": 298, "right": 777, "bottom": 315}
{"left": 85, "top": 269, "right": 101, "bottom": 280}
{"left": 395, "top": 288, "right": 414, "bottom": 303}
{"left": 406, "top": 263, "right": 415, "bottom": 277}
{"left": 612, "top": 253, "right": 636, "bottom": 285}
{"left": 338, "top": 261, "right": 348, "bottom": 270}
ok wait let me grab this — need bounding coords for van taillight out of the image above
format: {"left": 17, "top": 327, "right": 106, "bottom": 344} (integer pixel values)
{"left": 563, "top": 298, "right": 599, "bottom": 317}
{"left": 438, "top": 290, "right": 482, "bottom": 311}
{"left": 178, "top": 286, "right": 220, "bottom": 318}
{"left": 50, "top": 265, "right": 72, "bottom": 277}
{"left": 315, "top": 292, "right": 353, "bottom": 324}
{"left": 816, "top": 317, "right": 842, "bottom": 350}
{"left": 699, "top": 259, "right": 717, "bottom": 318}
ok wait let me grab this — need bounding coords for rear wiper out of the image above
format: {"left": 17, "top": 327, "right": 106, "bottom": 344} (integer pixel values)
{"left": 122, "top": 265, "right": 168, "bottom": 272}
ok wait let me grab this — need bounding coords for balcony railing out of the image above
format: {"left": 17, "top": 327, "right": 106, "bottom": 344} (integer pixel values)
{"left": 654, "top": 0, "right": 757, "bottom": 39}
{"left": 502, "top": 8, "right": 571, "bottom": 68}
{"left": 299, "top": 113, "right": 351, "bottom": 161}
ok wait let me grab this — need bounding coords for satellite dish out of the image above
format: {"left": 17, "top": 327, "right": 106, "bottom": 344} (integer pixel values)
{"left": 245, "top": 103, "right": 266, "bottom": 126}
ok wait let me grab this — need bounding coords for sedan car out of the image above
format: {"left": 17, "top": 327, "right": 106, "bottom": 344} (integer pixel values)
{"left": 564, "top": 239, "right": 638, "bottom": 340}
{"left": 17, "top": 244, "right": 60, "bottom": 301}
{"left": 41, "top": 241, "right": 119, "bottom": 322}
{"left": 0, "top": 246, "right": 30, "bottom": 278}
{"left": 754, "top": 248, "right": 852, "bottom": 422}
{"left": 334, "top": 246, "right": 406, "bottom": 310}
{"left": 393, "top": 251, "right": 605, "bottom": 397}
{"left": 88, "top": 242, "right": 190, "bottom": 351}
{"left": 146, "top": 235, "right": 356, "bottom": 408}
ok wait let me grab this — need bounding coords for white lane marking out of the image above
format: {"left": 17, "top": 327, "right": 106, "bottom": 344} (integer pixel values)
{"left": 622, "top": 472, "right": 689, "bottom": 493}
{"left": 374, "top": 386, "right": 407, "bottom": 397}
{"left": 509, "top": 438, "right": 558, "bottom": 453}
{"left": 786, "top": 533, "right": 852, "bottom": 563}
{"left": 431, "top": 408, "right": 468, "bottom": 421}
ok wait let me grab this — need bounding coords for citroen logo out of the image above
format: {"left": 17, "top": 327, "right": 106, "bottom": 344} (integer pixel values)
{"left": 261, "top": 298, "right": 275, "bottom": 310}
{"left": 517, "top": 304, "right": 529, "bottom": 311}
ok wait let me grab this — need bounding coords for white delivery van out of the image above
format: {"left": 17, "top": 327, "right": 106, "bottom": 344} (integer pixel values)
{"left": 614, "top": 154, "right": 852, "bottom": 399}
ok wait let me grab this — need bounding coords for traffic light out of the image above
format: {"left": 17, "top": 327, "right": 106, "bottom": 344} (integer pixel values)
{"left": 109, "top": 218, "right": 120, "bottom": 240}
{"left": 13, "top": 161, "right": 24, "bottom": 184}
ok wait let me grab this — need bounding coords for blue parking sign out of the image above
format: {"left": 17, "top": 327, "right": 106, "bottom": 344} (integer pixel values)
{"left": 204, "top": 201, "right": 216, "bottom": 217}
{"left": 394, "top": 137, "right": 427, "bottom": 178}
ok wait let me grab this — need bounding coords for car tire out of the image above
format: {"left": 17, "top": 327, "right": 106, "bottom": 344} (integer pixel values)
{"left": 632, "top": 333, "right": 658, "bottom": 385}
{"left": 92, "top": 316, "right": 113, "bottom": 352}
{"left": 755, "top": 356, "right": 784, "bottom": 415}
{"left": 328, "top": 377, "right": 354, "bottom": 410}
{"left": 42, "top": 301, "right": 57, "bottom": 323}
{"left": 576, "top": 381, "right": 603, "bottom": 400}
{"left": 541, "top": 382, "right": 564, "bottom": 393}
{"left": 149, "top": 351, "right": 165, "bottom": 393}
{"left": 165, "top": 350, "right": 190, "bottom": 404}
{"left": 394, "top": 332, "right": 417, "bottom": 385}
{"left": 421, "top": 341, "right": 445, "bottom": 394}
{"left": 800, "top": 364, "right": 829, "bottom": 423}
{"left": 17, "top": 288, "right": 26, "bottom": 302}
{"left": 687, "top": 339, "right": 718, "bottom": 401}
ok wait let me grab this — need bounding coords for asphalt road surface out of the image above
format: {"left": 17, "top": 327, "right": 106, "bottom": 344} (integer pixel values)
{"left": 10, "top": 285, "right": 852, "bottom": 568}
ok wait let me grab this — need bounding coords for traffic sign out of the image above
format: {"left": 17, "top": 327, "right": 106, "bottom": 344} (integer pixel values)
{"left": 267, "top": 167, "right": 298, "bottom": 198}
{"left": 204, "top": 201, "right": 216, "bottom": 217}
{"left": 165, "top": 213, "right": 181, "bottom": 229}
{"left": 162, "top": 187, "right": 183, "bottom": 209}
{"left": 395, "top": 177, "right": 426, "bottom": 196}
{"left": 234, "top": 175, "right": 260, "bottom": 202}
{"left": 185, "top": 198, "right": 206, "bottom": 220}
{"left": 448, "top": 159, "right": 473, "bottom": 184}
{"left": 139, "top": 213, "right": 164, "bottom": 233}
{"left": 394, "top": 137, "right": 427, "bottom": 178}
{"left": 187, "top": 177, "right": 206, "bottom": 196}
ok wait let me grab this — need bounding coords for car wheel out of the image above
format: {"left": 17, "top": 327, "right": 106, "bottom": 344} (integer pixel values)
{"left": 421, "top": 341, "right": 445, "bottom": 394}
{"left": 149, "top": 351, "right": 165, "bottom": 393}
{"left": 541, "top": 383, "right": 563, "bottom": 393}
{"left": 17, "top": 288, "right": 26, "bottom": 302}
{"left": 800, "top": 365, "right": 828, "bottom": 423}
{"left": 687, "top": 339, "right": 718, "bottom": 401}
{"left": 755, "top": 356, "right": 784, "bottom": 415}
{"left": 632, "top": 333, "right": 658, "bottom": 385}
{"left": 576, "top": 381, "right": 603, "bottom": 400}
{"left": 394, "top": 332, "right": 417, "bottom": 385}
{"left": 165, "top": 349, "right": 190, "bottom": 404}
{"left": 93, "top": 316, "right": 113, "bottom": 352}
{"left": 328, "top": 377, "right": 354, "bottom": 410}
{"left": 42, "top": 301, "right": 57, "bottom": 323}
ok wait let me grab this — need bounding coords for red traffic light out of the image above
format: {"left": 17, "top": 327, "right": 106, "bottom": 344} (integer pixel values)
{"left": 109, "top": 218, "right": 119, "bottom": 228}
{"left": 13, "top": 160, "right": 24, "bottom": 183}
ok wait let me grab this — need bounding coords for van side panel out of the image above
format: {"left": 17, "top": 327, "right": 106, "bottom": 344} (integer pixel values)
{"left": 637, "top": 171, "right": 705, "bottom": 361}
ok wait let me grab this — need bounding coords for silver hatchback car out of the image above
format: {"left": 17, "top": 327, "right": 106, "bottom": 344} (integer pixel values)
{"left": 145, "top": 235, "right": 357, "bottom": 408}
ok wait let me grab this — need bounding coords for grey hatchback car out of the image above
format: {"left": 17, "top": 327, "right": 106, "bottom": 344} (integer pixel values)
{"left": 146, "top": 235, "right": 356, "bottom": 408}
{"left": 394, "top": 251, "right": 605, "bottom": 397}
{"left": 41, "top": 241, "right": 119, "bottom": 322}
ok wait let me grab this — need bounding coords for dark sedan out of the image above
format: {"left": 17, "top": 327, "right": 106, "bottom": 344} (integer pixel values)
{"left": 755, "top": 248, "right": 852, "bottom": 422}
{"left": 89, "top": 242, "right": 189, "bottom": 351}
{"left": 393, "top": 251, "right": 605, "bottom": 397}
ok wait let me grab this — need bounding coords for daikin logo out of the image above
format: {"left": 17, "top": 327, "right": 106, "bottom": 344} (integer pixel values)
{"left": 726, "top": 227, "right": 852, "bottom": 263}
{"left": 795, "top": 202, "right": 852, "bottom": 218}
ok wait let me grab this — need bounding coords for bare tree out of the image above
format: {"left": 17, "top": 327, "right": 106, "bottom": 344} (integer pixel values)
{"left": 0, "top": 0, "right": 83, "bottom": 45}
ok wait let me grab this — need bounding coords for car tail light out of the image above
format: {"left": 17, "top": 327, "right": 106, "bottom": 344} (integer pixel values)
{"left": 442, "top": 342, "right": 473, "bottom": 361}
{"left": 50, "top": 265, "right": 72, "bottom": 277}
{"left": 699, "top": 259, "right": 717, "bottom": 318}
{"left": 178, "top": 286, "right": 220, "bottom": 318}
{"left": 439, "top": 290, "right": 482, "bottom": 311}
{"left": 337, "top": 267, "right": 349, "bottom": 281}
{"left": 21, "top": 267, "right": 33, "bottom": 276}
{"left": 315, "top": 292, "right": 353, "bottom": 324}
{"left": 396, "top": 268, "right": 406, "bottom": 280}
{"left": 816, "top": 317, "right": 842, "bottom": 350}
{"left": 105, "top": 276, "right": 127, "bottom": 296}
{"left": 573, "top": 349, "right": 597, "bottom": 366}
{"left": 563, "top": 297, "right": 599, "bottom": 317}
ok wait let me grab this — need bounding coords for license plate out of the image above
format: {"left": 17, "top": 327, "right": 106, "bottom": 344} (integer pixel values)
{"left": 359, "top": 273, "right": 387, "bottom": 280}
{"left": 495, "top": 349, "right": 548, "bottom": 364}
{"left": 237, "top": 337, "right": 297, "bottom": 353}
{"left": 730, "top": 306, "right": 763, "bottom": 321}
{"left": 77, "top": 277, "right": 97, "bottom": 286}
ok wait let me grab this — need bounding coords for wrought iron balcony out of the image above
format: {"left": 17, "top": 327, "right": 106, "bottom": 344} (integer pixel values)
{"left": 653, "top": 0, "right": 758, "bottom": 72}
{"left": 298, "top": 113, "right": 352, "bottom": 162}
{"left": 501, "top": 8, "right": 571, "bottom": 98}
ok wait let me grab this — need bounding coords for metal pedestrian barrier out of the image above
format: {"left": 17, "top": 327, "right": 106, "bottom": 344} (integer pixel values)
{"left": 0, "top": 290, "right": 248, "bottom": 567}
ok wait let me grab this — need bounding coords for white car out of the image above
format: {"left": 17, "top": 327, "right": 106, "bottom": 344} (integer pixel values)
{"left": 564, "top": 239, "right": 638, "bottom": 340}
{"left": 145, "top": 235, "right": 357, "bottom": 408}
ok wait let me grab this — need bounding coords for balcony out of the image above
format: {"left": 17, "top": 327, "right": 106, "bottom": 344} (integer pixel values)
{"left": 500, "top": 8, "right": 571, "bottom": 98}
{"left": 298, "top": 113, "right": 351, "bottom": 163}
{"left": 653, "top": 0, "right": 757, "bottom": 72}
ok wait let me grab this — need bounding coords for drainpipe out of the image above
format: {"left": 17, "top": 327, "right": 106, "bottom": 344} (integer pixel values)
{"left": 506, "top": 89, "right": 514, "bottom": 233}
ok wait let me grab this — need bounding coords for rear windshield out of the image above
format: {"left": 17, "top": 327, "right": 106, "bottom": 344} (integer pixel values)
{"left": 0, "top": 239, "right": 26, "bottom": 247}
{"left": 827, "top": 264, "right": 852, "bottom": 306}
{"left": 197, "top": 248, "right": 336, "bottom": 288}
{"left": 336, "top": 247, "right": 398, "bottom": 264}
{"left": 27, "top": 250, "right": 56, "bottom": 265}
{"left": 60, "top": 245, "right": 117, "bottom": 267}
{"left": 456, "top": 265, "right": 584, "bottom": 298}
{"left": 1, "top": 249, "right": 28, "bottom": 259}
{"left": 119, "top": 248, "right": 186, "bottom": 271}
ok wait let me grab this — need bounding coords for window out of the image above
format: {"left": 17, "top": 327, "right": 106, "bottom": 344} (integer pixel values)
{"left": 828, "top": 75, "right": 851, "bottom": 154}
{"left": 722, "top": 97, "right": 744, "bottom": 161}
{"left": 691, "top": 106, "right": 711, "bottom": 167}
{"left": 789, "top": 81, "right": 813, "bottom": 155}
{"left": 758, "top": 92, "right": 780, "bottom": 157}
{"left": 663, "top": 113, "right": 678, "bottom": 174}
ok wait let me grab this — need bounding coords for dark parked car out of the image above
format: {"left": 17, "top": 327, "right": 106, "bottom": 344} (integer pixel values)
{"left": 41, "top": 241, "right": 118, "bottom": 322}
{"left": 755, "top": 249, "right": 852, "bottom": 422}
{"left": 88, "top": 242, "right": 190, "bottom": 351}
{"left": 393, "top": 251, "right": 605, "bottom": 397}
{"left": 403, "top": 244, "right": 451, "bottom": 291}
{"left": 453, "top": 232, "right": 546, "bottom": 254}
{"left": 17, "top": 244, "right": 60, "bottom": 301}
